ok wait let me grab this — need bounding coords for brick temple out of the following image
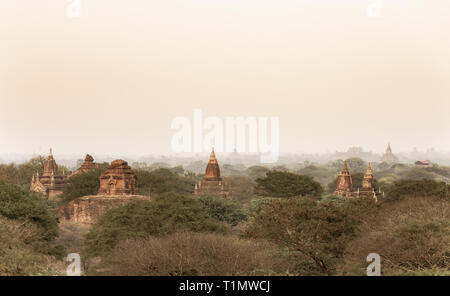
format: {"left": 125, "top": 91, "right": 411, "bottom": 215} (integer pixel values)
{"left": 98, "top": 159, "right": 138, "bottom": 195}
{"left": 334, "top": 161, "right": 383, "bottom": 201}
{"left": 59, "top": 159, "right": 148, "bottom": 224}
{"left": 194, "top": 148, "right": 232, "bottom": 199}
{"left": 30, "top": 148, "right": 67, "bottom": 199}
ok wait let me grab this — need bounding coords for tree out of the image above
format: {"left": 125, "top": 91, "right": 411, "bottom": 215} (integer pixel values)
{"left": 345, "top": 158, "right": 366, "bottom": 173}
{"left": 61, "top": 163, "right": 109, "bottom": 202}
{"left": 255, "top": 171, "right": 323, "bottom": 198}
{"left": 0, "top": 180, "right": 58, "bottom": 241}
{"left": 198, "top": 195, "right": 248, "bottom": 226}
{"left": 385, "top": 179, "right": 449, "bottom": 201}
{"left": 83, "top": 193, "right": 228, "bottom": 257}
{"left": 135, "top": 168, "right": 196, "bottom": 196}
{"left": 245, "top": 197, "right": 376, "bottom": 275}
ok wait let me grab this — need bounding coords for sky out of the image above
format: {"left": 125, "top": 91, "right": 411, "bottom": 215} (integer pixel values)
{"left": 0, "top": 0, "right": 449, "bottom": 157}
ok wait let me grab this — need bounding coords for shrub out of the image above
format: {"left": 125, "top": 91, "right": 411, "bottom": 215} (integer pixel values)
{"left": 0, "top": 180, "right": 58, "bottom": 241}
{"left": 338, "top": 196, "right": 450, "bottom": 275}
{"left": 102, "top": 232, "right": 288, "bottom": 276}
{"left": 83, "top": 193, "right": 228, "bottom": 257}
{"left": 0, "top": 217, "right": 59, "bottom": 275}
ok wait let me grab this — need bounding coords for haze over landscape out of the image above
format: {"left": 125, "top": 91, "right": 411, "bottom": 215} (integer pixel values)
{"left": 1, "top": 0, "right": 450, "bottom": 158}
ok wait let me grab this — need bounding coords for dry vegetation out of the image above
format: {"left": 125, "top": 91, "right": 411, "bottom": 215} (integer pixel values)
{"left": 100, "top": 232, "right": 289, "bottom": 276}
{"left": 338, "top": 196, "right": 450, "bottom": 275}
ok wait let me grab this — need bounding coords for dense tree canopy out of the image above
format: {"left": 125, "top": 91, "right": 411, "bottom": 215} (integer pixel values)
{"left": 255, "top": 171, "right": 323, "bottom": 197}
{"left": 198, "top": 195, "right": 248, "bottom": 226}
{"left": 135, "top": 168, "right": 196, "bottom": 196}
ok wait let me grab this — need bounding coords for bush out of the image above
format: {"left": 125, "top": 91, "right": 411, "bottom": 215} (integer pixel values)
{"left": 0, "top": 216, "right": 59, "bottom": 275}
{"left": 255, "top": 171, "right": 323, "bottom": 198}
{"left": 101, "top": 232, "right": 288, "bottom": 276}
{"left": 338, "top": 196, "right": 450, "bottom": 275}
{"left": 198, "top": 195, "right": 248, "bottom": 226}
{"left": 84, "top": 193, "right": 228, "bottom": 257}
{"left": 0, "top": 180, "right": 58, "bottom": 241}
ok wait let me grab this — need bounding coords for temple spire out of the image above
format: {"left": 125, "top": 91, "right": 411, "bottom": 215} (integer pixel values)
{"left": 343, "top": 160, "right": 349, "bottom": 171}
{"left": 204, "top": 147, "right": 221, "bottom": 181}
{"left": 365, "top": 163, "right": 373, "bottom": 175}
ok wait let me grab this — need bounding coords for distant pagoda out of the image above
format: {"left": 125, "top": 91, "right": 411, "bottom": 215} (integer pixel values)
{"left": 30, "top": 148, "right": 67, "bottom": 199}
{"left": 71, "top": 154, "right": 97, "bottom": 177}
{"left": 334, "top": 160, "right": 354, "bottom": 197}
{"left": 194, "top": 148, "right": 232, "bottom": 199}
{"left": 381, "top": 143, "right": 398, "bottom": 164}
{"left": 334, "top": 161, "right": 383, "bottom": 201}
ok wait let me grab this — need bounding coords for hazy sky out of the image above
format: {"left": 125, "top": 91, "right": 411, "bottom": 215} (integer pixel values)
{"left": 1, "top": 0, "right": 449, "bottom": 157}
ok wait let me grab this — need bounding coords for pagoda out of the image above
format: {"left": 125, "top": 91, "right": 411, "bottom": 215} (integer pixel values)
{"left": 334, "top": 160, "right": 354, "bottom": 197}
{"left": 381, "top": 143, "right": 398, "bottom": 164}
{"left": 71, "top": 154, "right": 97, "bottom": 177}
{"left": 334, "top": 161, "right": 383, "bottom": 201}
{"left": 194, "top": 148, "right": 232, "bottom": 199}
{"left": 30, "top": 148, "right": 67, "bottom": 199}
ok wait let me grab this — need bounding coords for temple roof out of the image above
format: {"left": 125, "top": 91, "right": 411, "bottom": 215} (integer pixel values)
{"left": 43, "top": 148, "right": 58, "bottom": 176}
{"left": 204, "top": 148, "right": 221, "bottom": 181}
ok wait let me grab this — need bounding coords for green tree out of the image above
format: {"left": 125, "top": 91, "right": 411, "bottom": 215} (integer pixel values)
{"left": 135, "top": 168, "right": 195, "bottom": 196}
{"left": 84, "top": 193, "right": 228, "bottom": 257}
{"left": 385, "top": 179, "right": 449, "bottom": 201}
{"left": 61, "top": 163, "right": 109, "bottom": 202}
{"left": 255, "top": 171, "right": 323, "bottom": 198}
{"left": 345, "top": 158, "right": 366, "bottom": 173}
{"left": 245, "top": 197, "right": 376, "bottom": 275}
{"left": 0, "top": 180, "right": 58, "bottom": 241}
{"left": 198, "top": 195, "right": 248, "bottom": 226}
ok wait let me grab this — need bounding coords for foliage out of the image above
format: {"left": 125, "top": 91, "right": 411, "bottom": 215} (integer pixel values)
{"left": 0, "top": 217, "right": 60, "bottom": 275}
{"left": 385, "top": 179, "right": 449, "bottom": 201}
{"left": 83, "top": 193, "right": 228, "bottom": 257}
{"left": 255, "top": 171, "right": 323, "bottom": 198}
{"left": 223, "top": 175, "right": 255, "bottom": 204}
{"left": 99, "top": 232, "right": 290, "bottom": 276}
{"left": 61, "top": 163, "right": 109, "bottom": 202}
{"left": 338, "top": 196, "right": 450, "bottom": 275}
{"left": 135, "top": 168, "right": 195, "bottom": 196}
{"left": 0, "top": 156, "right": 46, "bottom": 190}
{"left": 198, "top": 195, "right": 248, "bottom": 226}
{"left": 244, "top": 196, "right": 376, "bottom": 275}
{"left": 0, "top": 180, "right": 58, "bottom": 241}
{"left": 345, "top": 158, "right": 367, "bottom": 173}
